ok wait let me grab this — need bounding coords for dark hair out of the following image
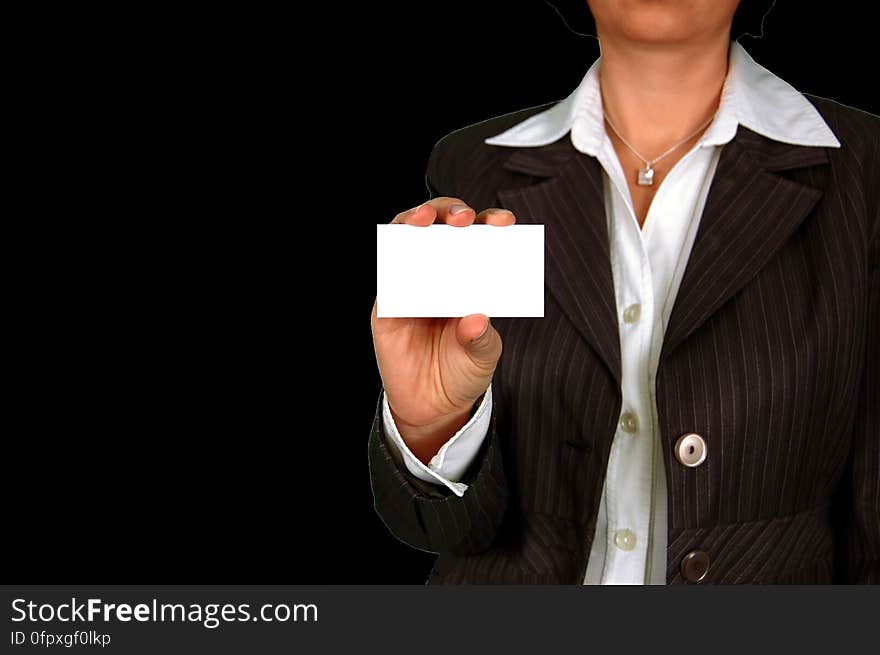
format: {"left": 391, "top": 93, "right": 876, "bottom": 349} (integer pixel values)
{"left": 545, "top": 0, "right": 776, "bottom": 41}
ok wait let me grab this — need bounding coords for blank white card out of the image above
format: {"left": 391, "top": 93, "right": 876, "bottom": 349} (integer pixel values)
{"left": 376, "top": 224, "right": 544, "bottom": 317}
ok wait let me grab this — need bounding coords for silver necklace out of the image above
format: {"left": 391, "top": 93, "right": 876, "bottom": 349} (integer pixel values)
{"left": 603, "top": 111, "right": 717, "bottom": 186}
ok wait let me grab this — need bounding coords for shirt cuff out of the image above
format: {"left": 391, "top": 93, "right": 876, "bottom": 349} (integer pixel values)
{"left": 381, "top": 385, "right": 493, "bottom": 498}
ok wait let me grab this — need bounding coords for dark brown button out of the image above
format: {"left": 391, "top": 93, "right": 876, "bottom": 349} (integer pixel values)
{"left": 681, "top": 549, "right": 710, "bottom": 582}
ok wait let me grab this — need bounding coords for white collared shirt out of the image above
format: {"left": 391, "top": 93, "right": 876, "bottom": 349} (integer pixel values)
{"left": 381, "top": 40, "right": 840, "bottom": 584}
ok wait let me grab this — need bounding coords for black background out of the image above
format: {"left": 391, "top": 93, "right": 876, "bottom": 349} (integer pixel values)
{"left": 8, "top": 2, "right": 878, "bottom": 584}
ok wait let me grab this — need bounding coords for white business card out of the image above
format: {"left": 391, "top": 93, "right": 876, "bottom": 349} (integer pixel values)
{"left": 376, "top": 224, "right": 544, "bottom": 317}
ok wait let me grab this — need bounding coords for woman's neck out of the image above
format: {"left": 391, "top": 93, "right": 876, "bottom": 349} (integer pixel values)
{"left": 597, "top": 33, "right": 731, "bottom": 156}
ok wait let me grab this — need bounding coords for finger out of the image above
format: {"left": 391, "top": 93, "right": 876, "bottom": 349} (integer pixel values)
{"left": 455, "top": 313, "right": 502, "bottom": 368}
{"left": 391, "top": 203, "right": 435, "bottom": 226}
{"left": 392, "top": 197, "right": 476, "bottom": 227}
{"left": 456, "top": 313, "right": 488, "bottom": 342}
{"left": 474, "top": 208, "right": 516, "bottom": 226}
{"left": 429, "top": 197, "right": 476, "bottom": 227}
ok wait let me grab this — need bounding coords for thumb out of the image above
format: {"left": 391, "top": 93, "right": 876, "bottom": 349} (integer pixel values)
{"left": 456, "top": 314, "right": 502, "bottom": 367}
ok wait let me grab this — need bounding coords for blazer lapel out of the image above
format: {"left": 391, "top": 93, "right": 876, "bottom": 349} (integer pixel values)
{"left": 660, "top": 126, "right": 829, "bottom": 363}
{"left": 491, "top": 126, "right": 829, "bottom": 388}
{"left": 497, "top": 140, "right": 622, "bottom": 388}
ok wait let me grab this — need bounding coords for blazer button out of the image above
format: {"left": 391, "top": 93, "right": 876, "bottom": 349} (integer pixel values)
{"left": 675, "top": 432, "right": 707, "bottom": 467}
{"left": 681, "top": 549, "right": 710, "bottom": 582}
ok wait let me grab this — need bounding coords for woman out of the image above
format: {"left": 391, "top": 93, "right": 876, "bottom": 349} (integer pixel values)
{"left": 369, "top": 0, "right": 878, "bottom": 583}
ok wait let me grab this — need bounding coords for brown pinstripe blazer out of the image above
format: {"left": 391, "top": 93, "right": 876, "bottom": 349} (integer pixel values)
{"left": 369, "top": 94, "right": 880, "bottom": 584}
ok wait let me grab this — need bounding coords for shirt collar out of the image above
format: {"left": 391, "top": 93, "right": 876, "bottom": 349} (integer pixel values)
{"left": 484, "top": 40, "right": 840, "bottom": 153}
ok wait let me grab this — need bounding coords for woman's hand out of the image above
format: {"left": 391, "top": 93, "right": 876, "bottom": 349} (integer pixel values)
{"left": 371, "top": 197, "right": 515, "bottom": 463}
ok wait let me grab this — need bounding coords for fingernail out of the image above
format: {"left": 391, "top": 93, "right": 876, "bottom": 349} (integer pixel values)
{"left": 450, "top": 204, "right": 471, "bottom": 215}
{"left": 409, "top": 203, "right": 425, "bottom": 213}
{"left": 471, "top": 320, "right": 489, "bottom": 343}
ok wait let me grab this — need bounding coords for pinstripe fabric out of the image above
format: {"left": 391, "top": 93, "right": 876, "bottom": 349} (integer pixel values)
{"left": 368, "top": 95, "right": 880, "bottom": 584}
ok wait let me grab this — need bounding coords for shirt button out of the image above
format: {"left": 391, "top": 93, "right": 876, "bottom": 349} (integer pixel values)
{"left": 619, "top": 411, "right": 639, "bottom": 434}
{"left": 623, "top": 303, "right": 641, "bottom": 323}
{"left": 674, "top": 433, "right": 707, "bottom": 467}
{"left": 614, "top": 529, "right": 637, "bottom": 551}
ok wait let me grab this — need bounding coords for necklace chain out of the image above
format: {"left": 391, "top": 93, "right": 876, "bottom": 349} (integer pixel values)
{"left": 603, "top": 110, "right": 717, "bottom": 169}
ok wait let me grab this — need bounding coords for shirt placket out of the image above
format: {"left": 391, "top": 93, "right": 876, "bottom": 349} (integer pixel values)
{"left": 597, "top": 148, "right": 658, "bottom": 584}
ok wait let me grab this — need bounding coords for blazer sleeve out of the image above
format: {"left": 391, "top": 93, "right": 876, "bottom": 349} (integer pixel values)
{"left": 368, "top": 393, "right": 507, "bottom": 554}
{"left": 367, "top": 138, "right": 509, "bottom": 555}
{"left": 834, "top": 152, "right": 880, "bottom": 584}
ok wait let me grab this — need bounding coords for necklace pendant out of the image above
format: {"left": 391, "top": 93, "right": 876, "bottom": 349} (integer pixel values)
{"left": 638, "top": 164, "right": 654, "bottom": 186}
